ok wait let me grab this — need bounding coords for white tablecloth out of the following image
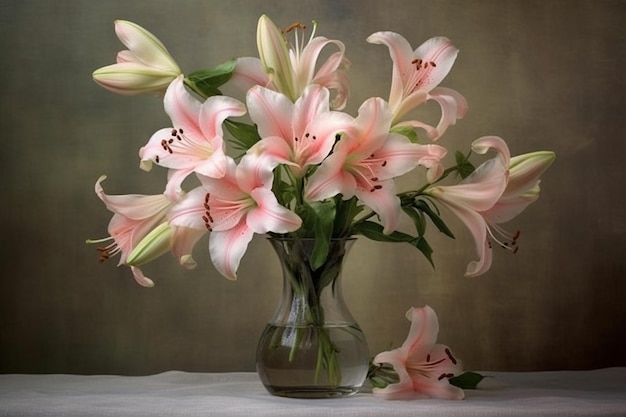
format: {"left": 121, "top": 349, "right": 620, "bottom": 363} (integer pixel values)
{"left": 1, "top": 368, "right": 625, "bottom": 416}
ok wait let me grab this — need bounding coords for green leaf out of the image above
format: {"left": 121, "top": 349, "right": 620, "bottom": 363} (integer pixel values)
{"left": 455, "top": 150, "right": 476, "bottom": 179}
{"left": 310, "top": 201, "right": 336, "bottom": 270}
{"left": 293, "top": 200, "right": 336, "bottom": 270}
{"left": 352, "top": 221, "right": 415, "bottom": 244}
{"left": 390, "top": 124, "right": 420, "bottom": 143}
{"left": 414, "top": 235, "right": 434, "bottom": 267}
{"left": 402, "top": 205, "right": 426, "bottom": 236}
{"left": 333, "top": 196, "right": 362, "bottom": 237}
{"left": 414, "top": 199, "right": 455, "bottom": 239}
{"left": 449, "top": 371, "right": 487, "bottom": 389}
{"left": 353, "top": 221, "right": 435, "bottom": 266}
{"left": 224, "top": 119, "right": 261, "bottom": 151}
{"left": 185, "top": 59, "right": 237, "bottom": 98}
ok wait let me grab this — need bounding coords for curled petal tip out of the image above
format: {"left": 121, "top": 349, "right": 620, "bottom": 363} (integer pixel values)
{"left": 180, "top": 254, "right": 197, "bottom": 269}
{"left": 139, "top": 159, "right": 153, "bottom": 172}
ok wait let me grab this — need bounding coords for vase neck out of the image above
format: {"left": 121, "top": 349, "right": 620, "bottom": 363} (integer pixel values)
{"left": 267, "top": 238, "right": 357, "bottom": 327}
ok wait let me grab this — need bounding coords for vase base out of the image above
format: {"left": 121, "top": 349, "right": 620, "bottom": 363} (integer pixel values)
{"left": 263, "top": 384, "right": 360, "bottom": 399}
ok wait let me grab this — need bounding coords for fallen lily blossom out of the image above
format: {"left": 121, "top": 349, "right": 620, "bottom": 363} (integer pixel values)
{"left": 371, "top": 306, "right": 465, "bottom": 400}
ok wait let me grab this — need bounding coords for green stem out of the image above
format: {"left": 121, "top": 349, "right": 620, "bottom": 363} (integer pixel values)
{"left": 183, "top": 77, "right": 209, "bottom": 100}
{"left": 281, "top": 237, "right": 345, "bottom": 386}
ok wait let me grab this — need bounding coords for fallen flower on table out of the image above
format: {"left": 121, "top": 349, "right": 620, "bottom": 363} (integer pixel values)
{"left": 369, "top": 305, "right": 482, "bottom": 400}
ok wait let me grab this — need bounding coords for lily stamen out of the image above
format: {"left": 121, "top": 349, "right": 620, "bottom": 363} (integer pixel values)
{"left": 86, "top": 236, "right": 120, "bottom": 263}
{"left": 282, "top": 22, "right": 306, "bottom": 34}
{"left": 487, "top": 222, "right": 521, "bottom": 253}
{"left": 156, "top": 126, "right": 215, "bottom": 164}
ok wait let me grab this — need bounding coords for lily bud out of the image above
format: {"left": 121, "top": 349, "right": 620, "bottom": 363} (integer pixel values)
{"left": 505, "top": 151, "right": 556, "bottom": 198}
{"left": 483, "top": 150, "right": 556, "bottom": 224}
{"left": 256, "top": 15, "right": 296, "bottom": 100}
{"left": 126, "top": 222, "right": 173, "bottom": 266}
{"left": 93, "top": 20, "right": 181, "bottom": 95}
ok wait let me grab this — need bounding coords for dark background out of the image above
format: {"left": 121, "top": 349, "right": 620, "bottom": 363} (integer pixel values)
{"left": 1, "top": 0, "right": 625, "bottom": 375}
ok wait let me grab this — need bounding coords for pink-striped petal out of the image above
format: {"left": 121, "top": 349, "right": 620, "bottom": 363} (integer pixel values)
{"left": 209, "top": 221, "right": 255, "bottom": 280}
{"left": 412, "top": 37, "right": 459, "bottom": 93}
{"left": 402, "top": 306, "right": 439, "bottom": 352}
{"left": 355, "top": 180, "right": 401, "bottom": 234}
{"left": 130, "top": 266, "right": 155, "bottom": 287}
{"left": 230, "top": 57, "right": 271, "bottom": 92}
{"left": 304, "top": 151, "right": 357, "bottom": 201}
{"left": 168, "top": 186, "right": 208, "bottom": 230}
{"left": 95, "top": 176, "right": 172, "bottom": 219}
{"left": 198, "top": 95, "right": 246, "bottom": 144}
{"left": 171, "top": 226, "right": 206, "bottom": 269}
{"left": 246, "top": 188, "right": 302, "bottom": 234}
{"left": 366, "top": 31, "right": 414, "bottom": 110}
{"left": 246, "top": 86, "right": 294, "bottom": 141}
{"left": 427, "top": 87, "right": 468, "bottom": 140}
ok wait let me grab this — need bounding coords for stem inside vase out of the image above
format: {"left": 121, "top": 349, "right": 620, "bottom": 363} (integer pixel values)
{"left": 256, "top": 237, "right": 370, "bottom": 398}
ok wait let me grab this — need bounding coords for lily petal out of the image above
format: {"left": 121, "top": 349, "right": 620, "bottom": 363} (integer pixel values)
{"left": 427, "top": 87, "right": 469, "bottom": 140}
{"left": 95, "top": 176, "right": 173, "bottom": 219}
{"left": 168, "top": 186, "right": 209, "bottom": 230}
{"left": 130, "top": 266, "right": 155, "bottom": 288}
{"left": 304, "top": 150, "right": 356, "bottom": 201}
{"left": 410, "top": 373, "right": 465, "bottom": 400}
{"left": 114, "top": 20, "right": 180, "bottom": 71}
{"left": 402, "top": 305, "right": 439, "bottom": 351}
{"left": 231, "top": 57, "right": 271, "bottom": 92}
{"left": 247, "top": 85, "right": 295, "bottom": 142}
{"left": 171, "top": 226, "right": 206, "bottom": 269}
{"left": 366, "top": 31, "right": 415, "bottom": 112}
{"left": 355, "top": 179, "right": 401, "bottom": 234}
{"left": 247, "top": 188, "right": 303, "bottom": 234}
{"left": 471, "top": 135, "right": 511, "bottom": 166}
{"left": 209, "top": 221, "right": 255, "bottom": 280}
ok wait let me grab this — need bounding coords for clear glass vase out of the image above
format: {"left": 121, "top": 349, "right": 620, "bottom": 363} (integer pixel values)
{"left": 256, "top": 237, "right": 370, "bottom": 398}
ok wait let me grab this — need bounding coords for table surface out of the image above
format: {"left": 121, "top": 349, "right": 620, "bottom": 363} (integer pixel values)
{"left": 1, "top": 367, "right": 625, "bottom": 416}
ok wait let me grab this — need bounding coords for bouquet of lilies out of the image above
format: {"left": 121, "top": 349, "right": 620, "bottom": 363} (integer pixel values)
{"left": 89, "top": 15, "right": 554, "bottom": 286}
{"left": 88, "top": 14, "right": 555, "bottom": 400}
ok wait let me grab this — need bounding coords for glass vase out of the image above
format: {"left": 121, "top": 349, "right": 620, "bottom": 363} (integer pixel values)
{"left": 256, "top": 237, "right": 370, "bottom": 398}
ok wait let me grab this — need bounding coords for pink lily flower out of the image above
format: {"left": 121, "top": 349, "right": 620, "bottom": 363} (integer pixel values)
{"left": 231, "top": 15, "right": 350, "bottom": 109}
{"left": 87, "top": 176, "right": 178, "bottom": 287}
{"left": 92, "top": 20, "right": 182, "bottom": 96}
{"left": 425, "top": 137, "right": 509, "bottom": 276}
{"left": 170, "top": 155, "right": 302, "bottom": 280}
{"left": 246, "top": 84, "right": 354, "bottom": 177}
{"left": 373, "top": 306, "right": 464, "bottom": 400}
{"left": 367, "top": 32, "right": 467, "bottom": 139}
{"left": 472, "top": 150, "right": 555, "bottom": 256}
{"left": 305, "top": 97, "right": 447, "bottom": 234}
{"left": 484, "top": 150, "right": 556, "bottom": 225}
{"left": 139, "top": 76, "right": 246, "bottom": 199}
{"left": 124, "top": 219, "right": 207, "bottom": 273}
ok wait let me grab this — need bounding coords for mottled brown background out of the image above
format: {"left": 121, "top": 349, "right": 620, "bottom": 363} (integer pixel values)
{"left": 1, "top": 0, "right": 624, "bottom": 375}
